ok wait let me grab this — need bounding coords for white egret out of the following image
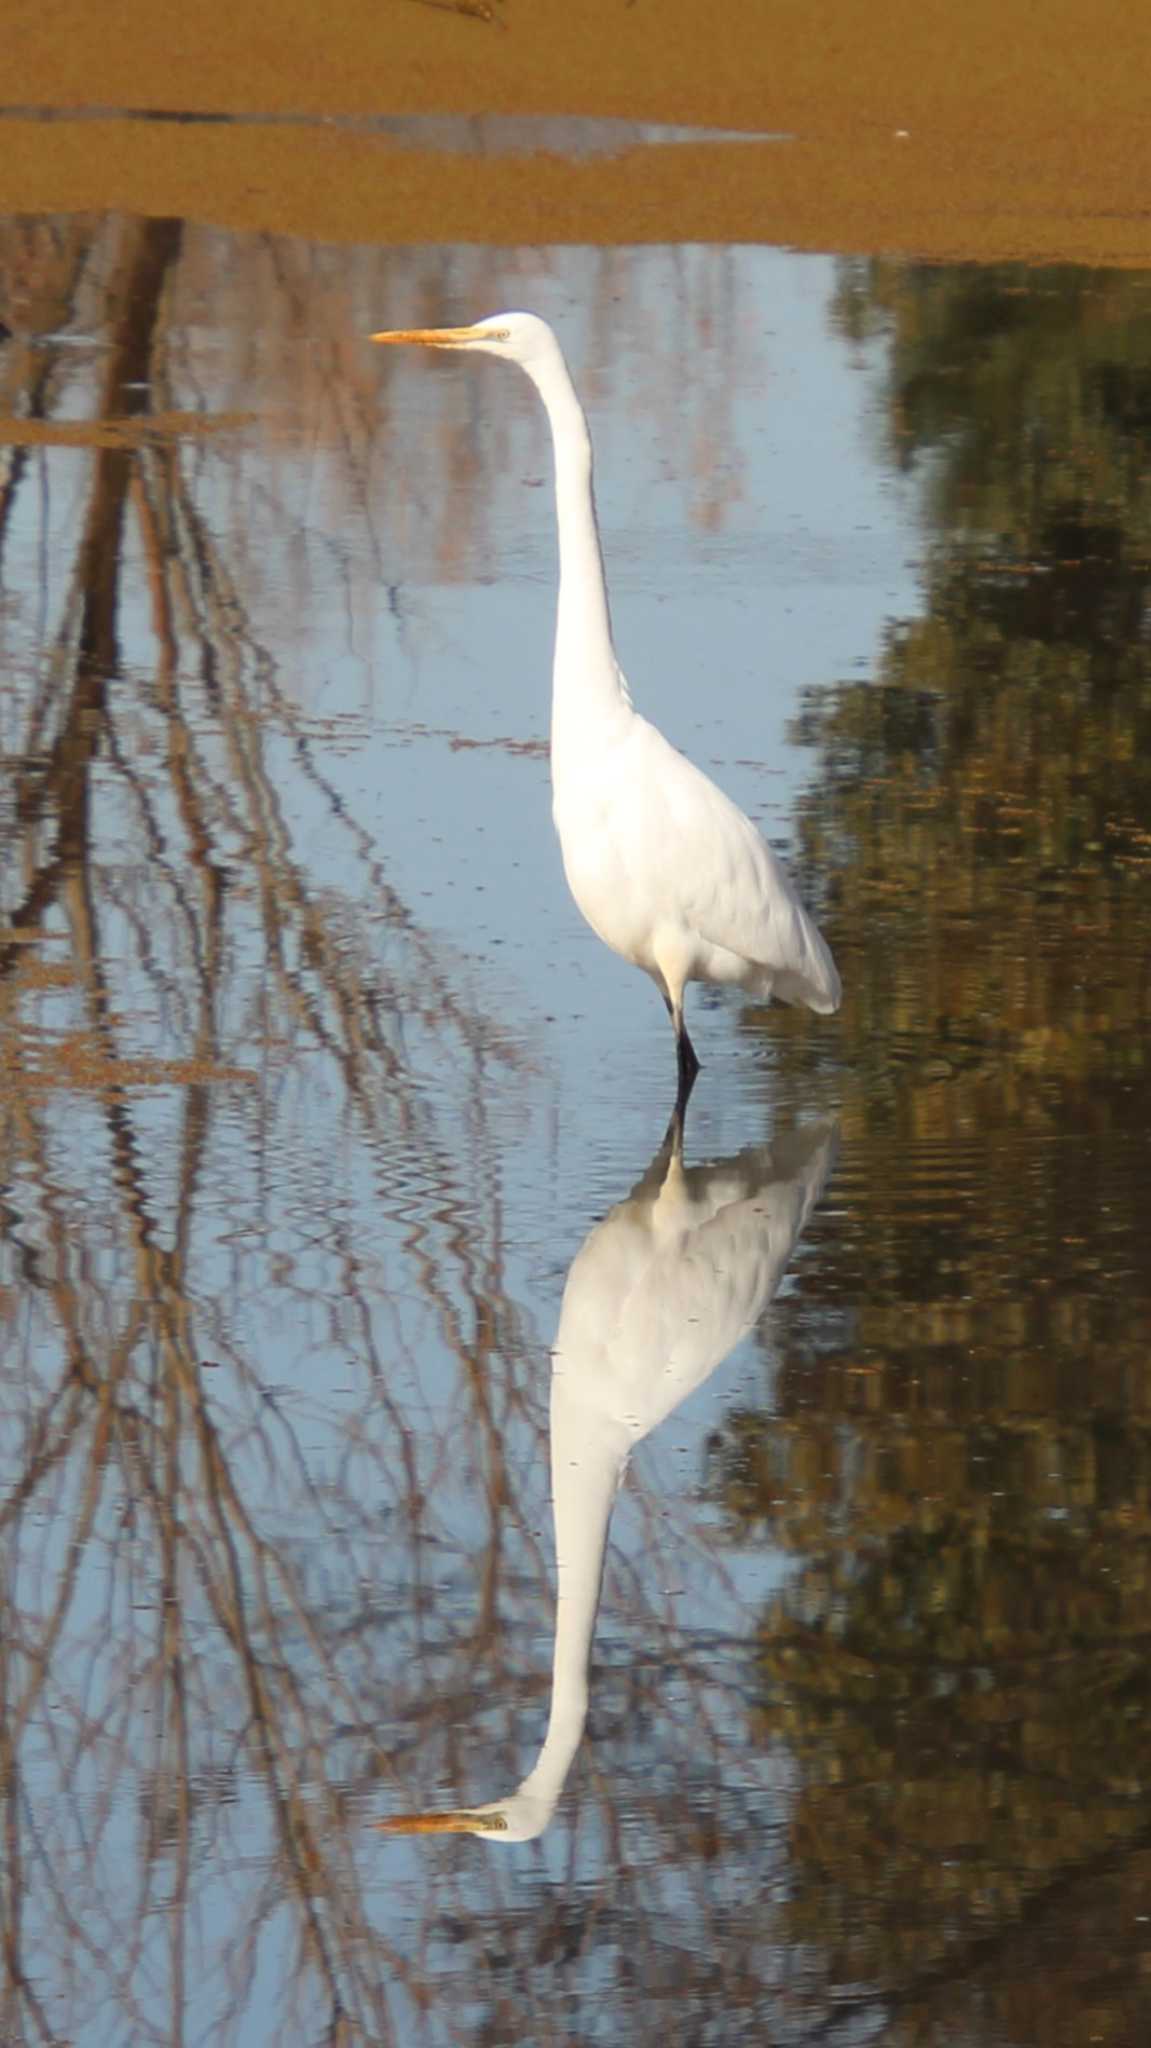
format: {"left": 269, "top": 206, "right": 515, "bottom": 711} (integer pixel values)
{"left": 376, "top": 1115, "right": 836, "bottom": 1843}
{"left": 371, "top": 313, "right": 841, "bottom": 1104}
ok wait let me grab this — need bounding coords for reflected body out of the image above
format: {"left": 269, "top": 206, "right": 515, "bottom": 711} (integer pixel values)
{"left": 371, "top": 313, "right": 841, "bottom": 1102}
{"left": 378, "top": 1117, "right": 836, "bottom": 1841}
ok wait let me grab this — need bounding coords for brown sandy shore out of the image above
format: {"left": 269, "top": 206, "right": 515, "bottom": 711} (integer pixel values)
{"left": 3, "top": 0, "right": 1151, "bottom": 263}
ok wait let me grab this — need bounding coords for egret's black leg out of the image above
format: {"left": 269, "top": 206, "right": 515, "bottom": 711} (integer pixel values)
{"left": 672, "top": 1001, "right": 700, "bottom": 1117}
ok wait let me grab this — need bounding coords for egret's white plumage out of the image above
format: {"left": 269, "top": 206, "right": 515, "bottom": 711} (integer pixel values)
{"left": 375, "top": 1117, "right": 837, "bottom": 1843}
{"left": 372, "top": 312, "right": 841, "bottom": 1100}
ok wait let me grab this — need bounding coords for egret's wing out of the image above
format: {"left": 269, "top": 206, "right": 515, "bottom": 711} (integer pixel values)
{"left": 627, "top": 719, "right": 841, "bottom": 1011}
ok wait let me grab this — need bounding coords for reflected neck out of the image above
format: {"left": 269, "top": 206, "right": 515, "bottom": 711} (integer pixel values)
{"left": 516, "top": 1380, "right": 629, "bottom": 1808}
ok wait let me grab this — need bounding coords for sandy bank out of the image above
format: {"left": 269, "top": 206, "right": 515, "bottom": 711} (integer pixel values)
{"left": 4, "top": 1, "right": 1150, "bottom": 263}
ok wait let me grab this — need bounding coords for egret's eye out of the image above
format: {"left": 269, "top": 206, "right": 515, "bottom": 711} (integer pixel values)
{"left": 489, "top": 328, "right": 511, "bottom": 342}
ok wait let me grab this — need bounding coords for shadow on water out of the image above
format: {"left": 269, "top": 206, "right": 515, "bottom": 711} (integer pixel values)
{"left": 1, "top": 223, "right": 1150, "bottom": 2046}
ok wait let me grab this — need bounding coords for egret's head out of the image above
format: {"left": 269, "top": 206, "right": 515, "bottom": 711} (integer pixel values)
{"left": 370, "top": 311, "right": 556, "bottom": 370}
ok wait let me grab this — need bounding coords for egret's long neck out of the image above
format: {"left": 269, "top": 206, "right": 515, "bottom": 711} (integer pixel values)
{"left": 525, "top": 349, "right": 629, "bottom": 759}
{"left": 515, "top": 1380, "right": 628, "bottom": 1808}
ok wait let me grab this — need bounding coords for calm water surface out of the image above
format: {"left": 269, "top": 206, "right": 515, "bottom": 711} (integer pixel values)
{"left": 1, "top": 221, "right": 1149, "bottom": 2046}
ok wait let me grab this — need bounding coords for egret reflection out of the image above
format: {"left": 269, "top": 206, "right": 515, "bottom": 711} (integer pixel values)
{"left": 378, "top": 1114, "right": 836, "bottom": 1843}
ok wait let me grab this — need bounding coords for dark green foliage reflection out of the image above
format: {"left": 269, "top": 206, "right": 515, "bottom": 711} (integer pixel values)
{"left": 711, "top": 261, "right": 1151, "bottom": 2046}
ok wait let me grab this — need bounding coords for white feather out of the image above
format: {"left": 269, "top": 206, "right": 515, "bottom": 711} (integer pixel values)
{"left": 372, "top": 310, "right": 842, "bottom": 1084}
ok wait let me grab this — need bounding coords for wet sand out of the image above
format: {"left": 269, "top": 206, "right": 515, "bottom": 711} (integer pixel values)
{"left": 5, "top": 0, "right": 1151, "bottom": 263}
